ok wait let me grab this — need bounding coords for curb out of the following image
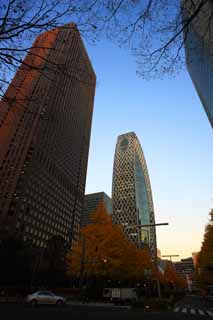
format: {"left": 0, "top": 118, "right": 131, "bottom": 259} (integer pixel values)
{"left": 67, "top": 302, "right": 131, "bottom": 309}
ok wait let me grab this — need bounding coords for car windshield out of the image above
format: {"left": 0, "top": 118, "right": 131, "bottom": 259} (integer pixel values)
{"left": 43, "top": 292, "right": 54, "bottom": 296}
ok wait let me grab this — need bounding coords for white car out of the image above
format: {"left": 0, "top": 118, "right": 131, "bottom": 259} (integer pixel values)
{"left": 25, "top": 291, "right": 66, "bottom": 307}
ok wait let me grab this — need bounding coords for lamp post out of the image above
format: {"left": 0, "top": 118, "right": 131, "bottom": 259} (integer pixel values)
{"left": 123, "top": 223, "right": 169, "bottom": 228}
{"left": 79, "top": 233, "right": 86, "bottom": 291}
{"left": 123, "top": 222, "right": 169, "bottom": 299}
{"left": 162, "top": 255, "right": 179, "bottom": 262}
{"left": 144, "top": 268, "right": 152, "bottom": 298}
{"left": 103, "top": 259, "right": 108, "bottom": 288}
{"left": 123, "top": 222, "right": 168, "bottom": 249}
{"left": 79, "top": 233, "right": 109, "bottom": 295}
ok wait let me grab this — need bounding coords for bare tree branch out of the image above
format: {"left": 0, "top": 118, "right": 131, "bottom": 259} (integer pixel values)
{"left": 0, "top": 0, "right": 212, "bottom": 100}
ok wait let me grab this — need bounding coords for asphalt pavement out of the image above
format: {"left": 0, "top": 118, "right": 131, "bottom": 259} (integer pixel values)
{"left": 0, "top": 294, "right": 212, "bottom": 320}
{"left": 0, "top": 304, "right": 196, "bottom": 320}
{"left": 172, "top": 294, "right": 213, "bottom": 318}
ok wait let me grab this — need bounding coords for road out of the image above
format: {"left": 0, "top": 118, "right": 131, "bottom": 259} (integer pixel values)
{"left": 173, "top": 294, "right": 213, "bottom": 317}
{"left": 0, "top": 295, "right": 212, "bottom": 320}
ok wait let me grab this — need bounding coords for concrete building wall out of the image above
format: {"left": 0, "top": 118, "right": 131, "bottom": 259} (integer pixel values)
{"left": 183, "top": 0, "right": 213, "bottom": 127}
{"left": 0, "top": 24, "right": 96, "bottom": 247}
{"left": 81, "top": 192, "right": 112, "bottom": 227}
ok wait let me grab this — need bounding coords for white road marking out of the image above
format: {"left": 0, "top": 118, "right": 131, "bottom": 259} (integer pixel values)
{"left": 174, "top": 306, "right": 213, "bottom": 316}
{"left": 199, "top": 309, "right": 205, "bottom": 316}
{"left": 190, "top": 308, "right": 196, "bottom": 315}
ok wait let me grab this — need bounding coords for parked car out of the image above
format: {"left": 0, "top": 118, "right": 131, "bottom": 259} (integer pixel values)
{"left": 25, "top": 291, "right": 66, "bottom": 307}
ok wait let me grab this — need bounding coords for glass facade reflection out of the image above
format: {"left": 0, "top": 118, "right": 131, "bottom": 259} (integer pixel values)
{"left": 112, "top": 132, "right": 157, "bottom": 259}
{"left": 134, "top": 154, "right": 150, "bottom": 244}
{"left": 183, "top": 0, "right": 213, "bottom": 127}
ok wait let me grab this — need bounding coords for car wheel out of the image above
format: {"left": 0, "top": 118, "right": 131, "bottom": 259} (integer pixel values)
{"left": 56, "top": 299, "right": 63, "bottom": 306}
{"left": 31, "top": 299, "right": 37, "bottom": 307}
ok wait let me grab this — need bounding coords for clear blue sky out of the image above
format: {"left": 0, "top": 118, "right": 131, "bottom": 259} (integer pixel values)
{"left": 84, "top": 39, "right": 213, "bottom": 260}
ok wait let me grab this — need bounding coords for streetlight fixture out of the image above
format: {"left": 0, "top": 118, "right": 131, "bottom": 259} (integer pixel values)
{"left": 162, "top": 254, "right": 179, "bottom": 262}
{"left": 122, "top": 221, "right": 169, "bottom": 299}
{"left": 129, "top": 232, "right": 138, "bottom": 237}
{"left": 122, "top": 222, "right": 169, "bottom": 247}
{"left": 122, "top": 222, "right": 169, "bottom": 229}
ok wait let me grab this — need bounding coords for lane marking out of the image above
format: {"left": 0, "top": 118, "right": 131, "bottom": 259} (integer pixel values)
{"left": 190, "top": 308, "right": 196, "bottom": 315}
{"left": 199, "top": 309, "right": 205, "bottom": 316}
{"left": 182, "top": 308, "right": 187, "bottom": 313}
{"left": 174, "top": 307, "right": 179, "bottom": 312}
{"left": 207, "top": 311, "right": 213, "bottom": 317}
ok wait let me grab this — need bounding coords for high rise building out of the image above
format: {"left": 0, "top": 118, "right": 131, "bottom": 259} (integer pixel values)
{"left": 81, "top": 192, "right": 112, "bottom": 227}
{"left": 174, "top": 257, "right": 195, "bottom": 291}
{"left": 157, "top": 248, "right": 162, "bottom": 259}
{"left": 183, "top": 0, "right": 213, "bottom": 127}
{"left": 174, "top": 257, "right": 195, "bottom": 276}
{"left": 112, "top": 132, "right": 157, "bottom": 259}
{"left": 0, "top": 23, "right": 96, "bottom": 247}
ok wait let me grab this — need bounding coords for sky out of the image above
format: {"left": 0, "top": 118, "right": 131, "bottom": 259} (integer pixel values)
{"left": 83, "top": 39, "right": 213, "bottom": 260}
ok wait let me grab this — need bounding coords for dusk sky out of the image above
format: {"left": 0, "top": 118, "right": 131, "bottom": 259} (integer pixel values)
{"left": 84, "top": 39, "right": 213, "bottom": 260}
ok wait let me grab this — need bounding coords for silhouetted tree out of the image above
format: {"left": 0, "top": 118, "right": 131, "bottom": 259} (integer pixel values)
{"left": 37, "top": 235, "right": 68, "bottom": 287}
{"left": 163, "top": 261, "right": 186, "bottom": 290}
{"left": 0, "top": 229, "right": 33, "bottom": 286}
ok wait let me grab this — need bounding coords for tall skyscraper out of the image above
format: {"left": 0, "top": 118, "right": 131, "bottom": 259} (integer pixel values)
{"left": 0, "top": 23, "right": 96, "bottom": 247}
{"left": 81, "top": 192, "right": 112, "bottom": 227}
{"left": 183, "top": 0, "right": 213, "bottom": 127}
{"left": 112, "top": 132, "right": 157, "bottom": 258}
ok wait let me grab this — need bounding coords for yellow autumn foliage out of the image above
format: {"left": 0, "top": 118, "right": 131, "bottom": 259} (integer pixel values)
{"left": 196, "top": 210, "right": 213, "bottom": 287}
{"left": 66, "top": 202, "right": 155, "bottom": 281}
{"left": 163, "top": 262, "right": 187, "bottom": 288}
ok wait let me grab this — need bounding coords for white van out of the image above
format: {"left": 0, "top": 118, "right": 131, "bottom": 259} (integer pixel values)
{"left": 103, "top": 288, "right": 137, "bottom": 303}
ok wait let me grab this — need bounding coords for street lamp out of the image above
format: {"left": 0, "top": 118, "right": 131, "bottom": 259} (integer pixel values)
{"left": 162, "top": 254, "right": 179, "bottom": 262}
{"left": 79, "top": 233, "right": 109, "bottom": 292}
{"left": 123, "top": 222, "right": 168, "bottom": 251}
{"left": 122, "top": 222, "right": 169, "bottom": 229}
{"left": 144, "top": 268, "right": 152, "bottom": 298}
{"left": 79, "top": 233, "right": 86, "bottom": 291}
{"left": 123, "top": 221, "right": 169, "bottom": 299}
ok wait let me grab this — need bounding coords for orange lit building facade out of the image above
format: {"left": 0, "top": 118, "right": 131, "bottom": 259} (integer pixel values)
{"left": 0, "top": 24, "right": 96, "bottom": 247}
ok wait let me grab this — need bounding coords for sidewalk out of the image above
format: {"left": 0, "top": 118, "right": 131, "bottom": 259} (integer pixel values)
{"left": 67, "top": 301, "right": 131, "bottom": 309}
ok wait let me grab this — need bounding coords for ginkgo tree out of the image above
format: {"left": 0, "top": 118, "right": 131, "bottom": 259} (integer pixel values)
{"left": 163, "top": 262, "right": 187, "bottom": 290}
{"left": 66, "top": 202, "right": 156, "bottom": 285}
{"left": 196, "top": 209, "right": 213, "bottom": 288}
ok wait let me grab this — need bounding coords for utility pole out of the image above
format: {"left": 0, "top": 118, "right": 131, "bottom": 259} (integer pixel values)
{"left": 79, "top": 233, "right": 86, "bottom": 291}
{"left": 123, "top": 222, "right": 169, "bottom": 299}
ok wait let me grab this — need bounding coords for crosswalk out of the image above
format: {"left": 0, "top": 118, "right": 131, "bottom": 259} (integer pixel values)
{"left": 174, "top": 306, "right": 213, "bottom": 317}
